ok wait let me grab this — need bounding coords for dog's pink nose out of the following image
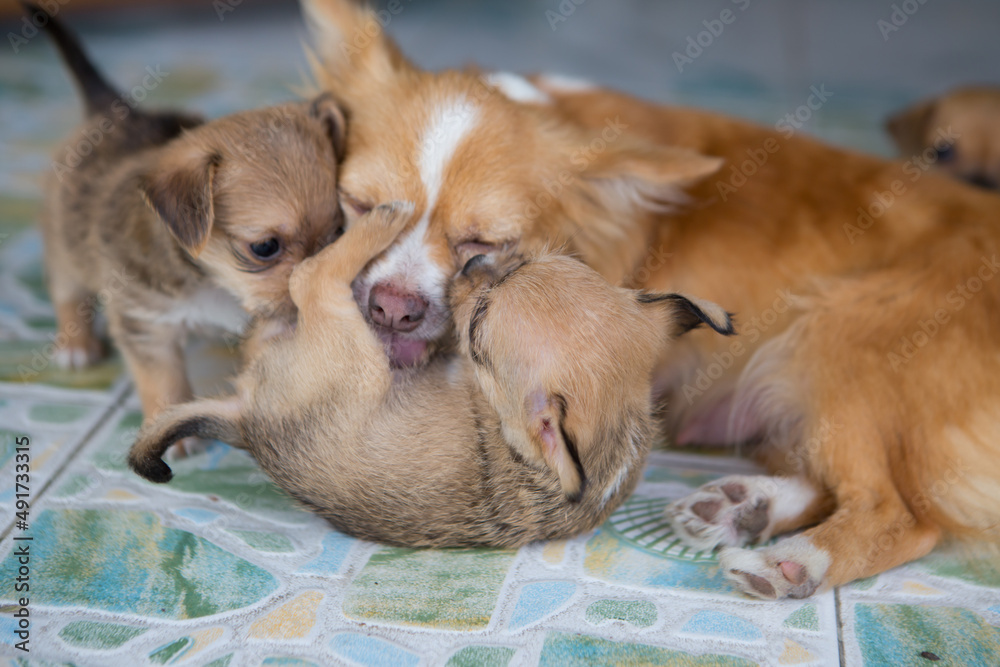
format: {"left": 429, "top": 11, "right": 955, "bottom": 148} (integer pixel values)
{"left": 368, "top": 284, "right": 427, "bottom": 333}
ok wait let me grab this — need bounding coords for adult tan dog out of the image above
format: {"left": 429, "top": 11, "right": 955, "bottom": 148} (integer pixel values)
{"left": 303, "top": 0, "right": 1000, "bottom": 598}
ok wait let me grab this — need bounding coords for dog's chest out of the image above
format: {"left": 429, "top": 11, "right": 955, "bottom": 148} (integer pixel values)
{"left": 157, "top": 287, "right": 249, "bottom": 334}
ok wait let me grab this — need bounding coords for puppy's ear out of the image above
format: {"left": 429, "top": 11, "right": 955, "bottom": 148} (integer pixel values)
{"left": 140, "top": 150, "right": 220, "bottom": 258}
{"left": 526, "top": 391, "right": 585, "bottom": 502}
{"left": 311, "top": 92, "right": 348, "bottom": 161}
{"left": 128, "top": 397, "right": 242, "bottom": 484}
{"left": 886, "top": 99, "right": 936, "bottom": 154}
{"left": 638, "top": 292, "right": 735, "bottom": 338}
{"left": 302, "top": 0, "right": 413, "bottom": 87}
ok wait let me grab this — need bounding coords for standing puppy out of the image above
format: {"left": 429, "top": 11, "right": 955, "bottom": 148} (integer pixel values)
{"left": 31, "top": 4, "right": 346, "bottom": 443}
{"left": 127, "top": 204, "right": 734, "bottom": 548}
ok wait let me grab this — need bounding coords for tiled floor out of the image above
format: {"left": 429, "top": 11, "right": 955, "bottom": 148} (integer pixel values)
{"left": 1, "top": 2, "right": 999, "bottom": 666}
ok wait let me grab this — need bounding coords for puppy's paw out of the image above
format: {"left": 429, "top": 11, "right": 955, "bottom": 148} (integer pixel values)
{"left": 53, "top": 338, "right": 104, "bottom": 370}
{"left": 719, "top": 536, "right": 830, "bottom": 600}
{"left": 665, "top": 475, "right": 772, "bottom": 550}
{"left": 164, "top": 436, "right": 210, "bottom": 462}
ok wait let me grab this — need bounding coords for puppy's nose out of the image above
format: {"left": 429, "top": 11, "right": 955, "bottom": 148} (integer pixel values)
{"left": 368, "top": 284, "right": 427, "bottom": 332}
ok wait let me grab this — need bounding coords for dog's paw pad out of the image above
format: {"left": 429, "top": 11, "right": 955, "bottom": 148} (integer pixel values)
{"left": 719, "top": 537, "right": 830, "bottom": 600}
{"left": 665, "top": 475, "right": 772, "bottom": 550}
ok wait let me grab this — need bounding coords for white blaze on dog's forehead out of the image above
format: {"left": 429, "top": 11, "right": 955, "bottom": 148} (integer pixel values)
{"left": 419, "top": 97, "right": 480, "bottom": 208}
{"left": 484, "top": 72, "right": 552, "bottom": 105}
{"left": 537, "top": 73, "right": 597, "bottom": 93}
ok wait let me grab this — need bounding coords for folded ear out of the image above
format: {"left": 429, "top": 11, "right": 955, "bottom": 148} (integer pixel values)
{"left": 140, "top": 149, "right": 220, "bottom": 258}
{"left": 526, "top": 391, "right": 585, "bottom": 502}
{"left": 301, "top": 0, "right": 413, "bottom": 87}
{"left": 128, "top": 397, "right": 242, "bottom": 484}
{"left": 310, "top": 92, "right": 348, "bottom": 161}
{"left": 638, "top": 292, "right": 735, "bottom": 337}
{"left": 579, "top": 143, "right": 723, "bottom": 216}
{"left": 886, "top": 99, "right": 936, "bottom": 154}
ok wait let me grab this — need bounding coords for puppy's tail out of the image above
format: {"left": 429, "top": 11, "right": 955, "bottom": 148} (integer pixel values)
{"left": 21, "top": 1, "right": 120, "bottom": 116}
{"left": 128, "top": 398, "right": 242, "bottom": 484}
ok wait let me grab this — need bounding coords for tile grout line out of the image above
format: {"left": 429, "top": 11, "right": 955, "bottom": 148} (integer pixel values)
{"left": 0, "top": 382, "right": 132, "bottom": 544}
{"left": 835, "top": 586, "right": 847, "bottom": 666}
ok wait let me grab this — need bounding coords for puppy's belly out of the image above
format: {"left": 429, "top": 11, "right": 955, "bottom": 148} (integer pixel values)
{"left": 156, "top": 287, "right": 249, "bottom": 335}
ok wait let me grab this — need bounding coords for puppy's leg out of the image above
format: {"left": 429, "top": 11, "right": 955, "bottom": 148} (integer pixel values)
{"left": 720, "top": 491, "right": 941, "bottom": 599}
{"left": 666, "top": 475, "right": 832, "bottom": 550}
{"left": 52, "top": 298, "right": 104, "bottom": 369}
{"left": 108, "top": 312, "right": 202, "bottom": 456}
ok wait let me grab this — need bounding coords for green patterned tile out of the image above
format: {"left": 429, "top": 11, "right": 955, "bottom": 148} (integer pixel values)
{"left": 228, "top": 529, "right": 294, "bottom": 553}
{"left": 782, "top": 604, "right": 819, "bottom": 631}
{"left": 538, "top": 632, "right": 755, "bottom": 666}
{"left": 855, "top": 604, "right": 1000, "bottom": 666}
{"left": 28, "top": 403, "right": 89, "bottom": 424}
{"left": 585, "top": 599, "right": 657, "bottom": 628}
{"left": 58, "top": 620, "right": 147, "bottom": 649}
{"left": 446, "top": 646, "right": 516, "bottom": 667}
{"left": 344, "top": 547, "right": 516, "bottom": 629}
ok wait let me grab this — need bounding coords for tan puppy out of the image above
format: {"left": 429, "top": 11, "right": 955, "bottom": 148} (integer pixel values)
{"left": 887, "top": 86, "right": 1000, "bottom": 190}
{"left": 127, "top": 203, "right": 734, "bottom": 548}
{"left": 301, "top": 0, "right": 1000, "bottom": 597}
{"left": 32, "top": 5, "right": 345, "bottom": 442}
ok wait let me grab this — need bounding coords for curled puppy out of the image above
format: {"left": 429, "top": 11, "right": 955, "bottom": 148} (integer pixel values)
{"left": 886, "top": 86, "right": 1000, "bottom": 190}
{"left": 128, "top": 204, "right": 733, "bottom": 548}
{"left": 30, "top": 3, "right": 346, "bottom": 445}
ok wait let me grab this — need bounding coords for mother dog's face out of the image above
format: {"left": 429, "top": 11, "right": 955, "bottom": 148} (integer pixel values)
{"left": 303, "top": 0, "right": 721, "bottom": 366}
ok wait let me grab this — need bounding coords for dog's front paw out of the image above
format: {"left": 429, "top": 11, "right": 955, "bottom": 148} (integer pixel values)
{"left": 719, "top": 536, "right": 830, "bottom": 599}
{"left": 53, "top": 337, "right": 104, "bottom": 370}
{"left": 665, "top": 475, "right": 772, "bottom": 550}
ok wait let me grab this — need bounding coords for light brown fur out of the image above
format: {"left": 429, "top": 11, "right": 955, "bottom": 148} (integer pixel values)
{"left": 34, "top": 8, "right": 346, "bottom": 447}
{"left": 887, "top": 85, "right": 1000, "bottom": 190}
{"left": 301, "top": 0, "right": 1000, "bottom": 597}
{"left": 127, "top": 203, "right": 733, "bottom": 548}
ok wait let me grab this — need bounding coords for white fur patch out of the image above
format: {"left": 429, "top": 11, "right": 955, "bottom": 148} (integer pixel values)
{"left": 156, "top": 286, "right": 249, "bottom": 333}
{"left": 484, "top": 72, "right": 552, "bottom": 104}
{"left": 719, "top": 535, "right": 831, "bottom": 599}
{"left": 355, "top": 98, "right": 480, "bottom": 337}
{"left": 537, "top": 73, "right": 597, "bottom": 93}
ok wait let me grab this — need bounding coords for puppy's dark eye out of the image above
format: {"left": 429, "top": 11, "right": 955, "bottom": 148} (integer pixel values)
{"left": 249, "top": 237, "right": 282, "bottom": 260}
{"left": 935, "top": 145, "right": 956, "bottom": 163}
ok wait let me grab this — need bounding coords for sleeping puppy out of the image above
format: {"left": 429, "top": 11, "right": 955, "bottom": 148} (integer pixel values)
{"left": 127, "top": 203, "right": 734, "bottom": 548}
{"left": 886, "top": 86, "right": 1000, "bottom": 190}
{"left": 30, "top": 4, "right": 345, "bottom": 448}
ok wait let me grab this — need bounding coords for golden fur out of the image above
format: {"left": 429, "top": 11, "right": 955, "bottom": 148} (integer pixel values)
{"left": 302, "top": 0, "right": 1000, "bottom": 597}
{"left": 127, "top": 204, "right": 734, "bottom": 548}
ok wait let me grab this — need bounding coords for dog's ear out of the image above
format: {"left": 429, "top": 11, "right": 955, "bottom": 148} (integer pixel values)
{"left": 578, "top": 142, "right": 723, "bottom": 216}
{"left": 886, "top": 99, "right": 936, "bottom": 154}
{"left": 128, "top": 397, "right": 242, "bottom": 484}
{"left": 310, "top": 92, "right": 348, "bottom": 161}
{"left": 140, "top": 149, "right": 220, "bottom": 258}
{"left": 302, "top": 0, "right": 414, "bottom": 88}
{"left": 638, "top": 292, "right": 735, "bottom": 338}
{"left": 525, "top": 390, "right": 585, "bottom": 502}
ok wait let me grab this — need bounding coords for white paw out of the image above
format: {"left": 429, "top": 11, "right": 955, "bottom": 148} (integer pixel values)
{"left": 164, "top": 436, "right": 211, "bottom": 461}
{"left": 53, "top": 340, "right": 103, "bottom": 370}
{"left": 664, "top": 475, "right": 773, "bottom": 550}
{"left": 719, "top": 535, "right": 830, "bottom": 600}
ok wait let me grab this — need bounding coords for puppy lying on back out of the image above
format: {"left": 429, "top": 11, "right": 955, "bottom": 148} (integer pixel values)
{"left": 31, "top": 4, "right": 346, "bottom": 445}
{"left": 128, "top": 204, "right": 733, "bottom": 548}
{"left": 887, "top": 86, "right": 1000, "bottom": 190}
